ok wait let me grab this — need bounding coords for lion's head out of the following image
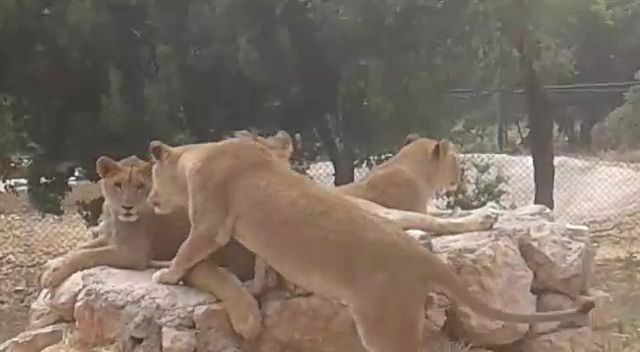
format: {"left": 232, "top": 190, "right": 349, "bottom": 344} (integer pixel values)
{"left": 96, "top": 155, "right": 154, "bottom": 222}
{"left": 402, "top": 134, "right": 461, "bottom": 192}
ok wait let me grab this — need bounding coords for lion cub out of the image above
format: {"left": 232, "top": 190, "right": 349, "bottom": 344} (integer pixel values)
{"left": 147, "top": 138, "right": 594, "bottom": 352}
{"left": 40, "top": 155, "right": 262, "bottom": 339}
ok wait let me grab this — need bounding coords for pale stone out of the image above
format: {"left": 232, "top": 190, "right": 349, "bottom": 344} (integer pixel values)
{"left": 521, "top": 327, "right": 606, "bottom": 352}
{"left": 0, "top": 323, "right": 68, "bottom": 352}
{"left": 433, "top": 233, "right": 535, "bottom": 345}
{"left": 161, "top": 327, "right": 196, "bottom": 352}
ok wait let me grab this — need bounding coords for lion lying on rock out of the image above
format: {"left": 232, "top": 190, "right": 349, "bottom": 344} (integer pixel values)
{"left": 235, "top": 130, "right": 498, "bottom": 235}
{"left": 39, "top": 155, "right": 264, "bottom": 339}
{"left": 148, "top": 137, "right": 594, "bottom": 352}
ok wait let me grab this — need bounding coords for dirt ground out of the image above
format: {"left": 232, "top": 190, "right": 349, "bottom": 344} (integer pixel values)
{"left": 0, "top": 211, "right": 87, "bottom": 342}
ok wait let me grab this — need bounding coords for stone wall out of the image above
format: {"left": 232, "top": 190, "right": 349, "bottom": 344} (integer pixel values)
{"left": 1, "top": 206, "right": 612, "bottom": 352}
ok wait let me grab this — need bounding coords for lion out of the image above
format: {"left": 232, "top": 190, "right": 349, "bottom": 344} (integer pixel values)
{"left": 146, "top": 138, "right": 594, "bottom": 352}
{"left": 39, "top": 155, "right": 263, "bottom": 339}
{"left": 228, "top": 130, "right": 497, "bottom": 295}
{"left": 338, "top": 133, "right": 458, "bottom": 212}
{"left": 233, "top": 130, "right": 497, "bottom": 235}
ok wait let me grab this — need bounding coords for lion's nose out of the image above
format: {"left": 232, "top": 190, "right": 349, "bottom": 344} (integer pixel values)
{"left": 122, "top": 205, "right": 133, "bottom": 211}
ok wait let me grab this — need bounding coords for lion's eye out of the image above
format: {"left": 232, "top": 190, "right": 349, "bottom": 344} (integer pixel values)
{"left": 114, "top": 182, "right": 122, "bottom": 189}
{"left": 136, "top": 183, "right": 144, "bottom": 191}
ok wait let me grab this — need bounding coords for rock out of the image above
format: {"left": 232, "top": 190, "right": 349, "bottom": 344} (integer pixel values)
{"left": 423, "top": 330, "right": 457, "bottom": 352}
{"left": 27, "top": 291, "right": 62, "bottom": 330}
{"left": 521, "top": 327, "right": 606, "bottom": 352}
{"left": 61, "top": 267, "right": 216, "bottom": 347}
{"left": 518, "top": 223, "right": 594, "bottom": 297}
{"left": 492, "top": 206, "right": 594, "bottom": 298}
{"left": 11, "top": 206, "right": 606, "bottom": 352}
{"left": 583, "top": 289, "right": 615, "bottom": 330}
{"left": 536, "top": 293, "right": 588, "bottom": 333}
{"left": 425, "top": 293, "right": 448, "bottom": 330}
{"left": 0, "top": 323, "right": 69, "bottom": 352}
{"left": 256, "top": 296, "right": 365, "bottom": 352}
{"left": 161, "top": 327, "right": 196, "bottom": 352}
{"left": 193, "top": 304, "right": 243, "bottom": 352}
{"left": 118, "top": 310, "right": 162, "bottom": 352}
{"left": 433, "top": 233, "right": 535, "bottom": 345}
{"left": 50, "top": 273, "right": 84, "bottom": 321}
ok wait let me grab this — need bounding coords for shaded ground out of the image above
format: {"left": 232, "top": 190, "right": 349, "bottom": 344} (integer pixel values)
{"left": 0, "top": 213, "right": 87, "bottom": 342}
{"left": 590, "top": 213, "right": 640, "bottom": 352}
{"left": 594, "top": 258, "right": 640, "bottom": 352}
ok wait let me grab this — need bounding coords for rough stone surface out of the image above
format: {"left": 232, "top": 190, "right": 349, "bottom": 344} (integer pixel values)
{"left": 521, "top": 327, "right": 606, "bottom": 352}
{"left": 49, "top": 272, "right": 84, "bottom": 322}
{"left": 54, "top": 267, "right": 216, "bottom": 347}
{"left": 27, "top": 291, "right": 61, "bottom": 330}
{"left": 256, "top": 295, "right": 364, "bottom": 352}
{"left": 536, "top": 293, "right": 588, "bottom": 333}
{"left": 494, "top": 205, "right": 595, "bottom": 297}
{"left": 584, "top": 289, "right": 615, "bottom": 330}
{"left": 161, "top": 327, "right": 196, "bottom": 352}
{"left": 7, "top": 206, "right": 606, "bottom": 352}
{"left": 519, "top": 224, "right": 594, "bottom": 297}
{"left": 433, "top": 234, "right": 535, "bottom": 345}
{"left": 0, "top": 323, "right": 68, "bottom": 352}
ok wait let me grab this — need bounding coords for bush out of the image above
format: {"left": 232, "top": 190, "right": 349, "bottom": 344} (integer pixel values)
{"left": 441, "top": 157, "right": 511, "bottom": 211}
{"left": 601, "top": 85, "right": 640, "bottom": 150}
{"left": 357, "top": 150, "right": 511, "bottom": 211}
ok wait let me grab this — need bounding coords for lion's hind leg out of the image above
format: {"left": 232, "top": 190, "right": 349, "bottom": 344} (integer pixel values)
{"left": 184, "top": 257, "right": 262, "bottom": 340}
{"left": 350, "top": 289, "right": 426, "bottom": 352}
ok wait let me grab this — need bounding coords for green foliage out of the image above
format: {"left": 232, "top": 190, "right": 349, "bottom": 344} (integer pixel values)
{"left": 0, "top": 94, "right": 29, "bottom": 155}
{"left": 0, "top": 0, "right": 639, "bottom": 213}
{"left": 354, "top": 150, "right": 394, "bottom": 170}
{"left": 443, "top": 158, "right": 511, "bottom": 211}
{"left": 603, "top": 85, "right": 640, "bottom": 149}
{"left": 76, "top": 196, "right": 104, "bottom": 227}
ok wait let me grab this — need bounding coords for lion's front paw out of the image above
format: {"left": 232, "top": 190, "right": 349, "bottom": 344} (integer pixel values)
{"left": 40, "top": 257, "right": 69, "bottom": 289}
{"left": 472, "top": 210, "right": 499, "bottom": 231}
{"left": 152, "top": 268, "right": 183, "bottom": 285}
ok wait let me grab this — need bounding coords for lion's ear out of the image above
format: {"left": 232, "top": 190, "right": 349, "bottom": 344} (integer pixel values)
{"left": 271, "top": 130, "right": 292, "bottom": 148}
{"left": 433, "top": 139, "right": 451, "bottom": 159}
{"left": 149, "top": 140, "right": 172, "bottom": 162}
{"left": 140, "top": 160, "right": 153, "bottom": 178}
{"left": 233, "top": 130, "right": 258, "bottom": 141}
{"left": 404, "top": 133, "right": 420, "bottom": 146}
{"left": 96, "top": 156, "right": 120, "bottom": 178}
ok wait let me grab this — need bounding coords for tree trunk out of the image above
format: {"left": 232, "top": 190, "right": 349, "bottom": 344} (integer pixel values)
{"left": 314, "top": 115, "right": 355, "bottom": 186}
{"left": 280, "top": 0, "right": 354, "bottom": 185}
{"left": 515, "top": 16, "right": 555, "bottom": 209}
{"left": 109, "top": 4, "right": 149, "bottom": 149}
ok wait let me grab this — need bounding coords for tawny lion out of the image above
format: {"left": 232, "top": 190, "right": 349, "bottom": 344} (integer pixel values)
{"left": 147, "top": 138, "right": 594, "bottom": 352}
{"left": 39, "top": 155, "right": 263, "bottom": 339}
{"left": 235, "top": 130, "right": 498, "bottom": 235}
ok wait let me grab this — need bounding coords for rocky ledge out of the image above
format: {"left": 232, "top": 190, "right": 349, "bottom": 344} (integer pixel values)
{"left": 1, "top": 205, "right": 613, "bottom": 352}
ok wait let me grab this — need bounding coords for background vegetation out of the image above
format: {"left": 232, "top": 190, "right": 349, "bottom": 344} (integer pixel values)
{"left": 1, "top": 0, "right": 640, "bottom": 213}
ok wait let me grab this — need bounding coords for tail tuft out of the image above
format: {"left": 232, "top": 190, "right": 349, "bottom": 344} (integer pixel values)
{"left": 578, "top": 299, "right": 596, "bottom": 314}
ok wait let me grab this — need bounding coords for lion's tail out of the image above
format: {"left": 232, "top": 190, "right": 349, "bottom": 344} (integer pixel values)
{"left": 425, "top": 258, "right": 594, "bottom": 324}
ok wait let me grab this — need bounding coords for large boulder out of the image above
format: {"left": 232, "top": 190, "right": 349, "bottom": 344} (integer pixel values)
{"left": 9, "top": 206, "right": 609, "bottom": 352}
